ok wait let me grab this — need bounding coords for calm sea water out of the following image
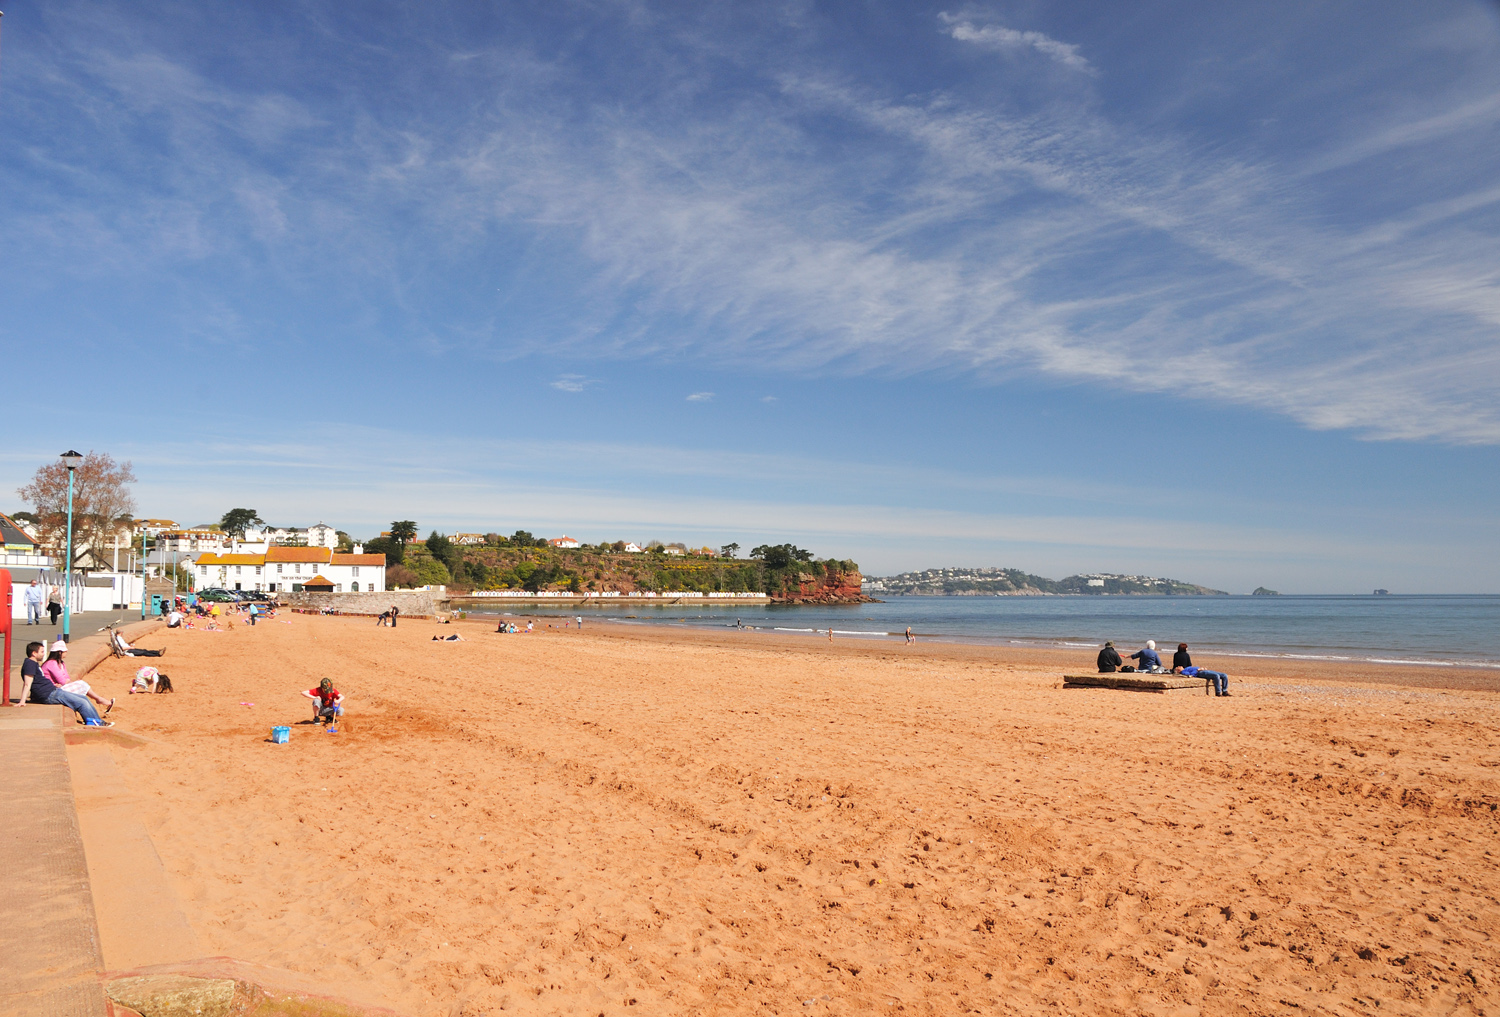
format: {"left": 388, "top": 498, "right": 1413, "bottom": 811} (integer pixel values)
{"left": 470, "top": 595, "right": 1500, "bottom": 669}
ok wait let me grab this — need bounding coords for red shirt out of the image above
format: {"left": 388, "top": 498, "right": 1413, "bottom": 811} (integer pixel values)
{"left": 308, "top": 686, "right": 340, "bottom": 707}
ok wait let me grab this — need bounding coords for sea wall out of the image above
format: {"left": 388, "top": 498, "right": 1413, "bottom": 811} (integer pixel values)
{"left": 280, "top": 590, "right": 447, "bottom": 617}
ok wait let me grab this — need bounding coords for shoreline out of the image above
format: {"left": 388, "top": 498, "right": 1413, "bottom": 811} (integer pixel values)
{"left": 465, "top": 613, "right": 1500, "bottom": 692}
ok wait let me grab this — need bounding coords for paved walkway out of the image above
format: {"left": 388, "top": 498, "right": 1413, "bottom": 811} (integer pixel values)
{"left": 0, "top": 707, "right": 109, "bottom": 1015}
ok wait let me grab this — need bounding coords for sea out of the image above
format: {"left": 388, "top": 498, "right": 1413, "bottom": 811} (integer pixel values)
{"left": 469, "top": 594, "right": 1500, "bottom": 670}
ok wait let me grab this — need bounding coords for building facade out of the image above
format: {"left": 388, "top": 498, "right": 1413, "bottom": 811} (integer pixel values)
{"left": 196, "top": 546, "right": 386, "bottom": 593}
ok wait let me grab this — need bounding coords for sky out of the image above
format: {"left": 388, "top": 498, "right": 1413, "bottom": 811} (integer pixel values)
{"left": 2, "top": 0, "right": 1499, "bottom": 593}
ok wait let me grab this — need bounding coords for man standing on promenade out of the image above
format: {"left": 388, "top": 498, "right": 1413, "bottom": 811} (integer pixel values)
{"left": 24, "top": 579, "right": 45, "bottom": 624}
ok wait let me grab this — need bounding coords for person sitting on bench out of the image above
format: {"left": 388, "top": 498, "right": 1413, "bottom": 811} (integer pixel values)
{"left": 112, "top": 628, "right": 166, "bottom": 657}
{"left": 1172, "top": 643, "right": 1231, "bottom": 696}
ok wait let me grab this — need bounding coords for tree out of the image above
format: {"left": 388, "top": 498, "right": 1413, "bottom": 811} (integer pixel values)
{"left": 750, "top": 543, "right": 813, "bottom": 569}
{"left": 720, "top": 543, "right": 740, "bottom": 559}
{"left": 363, "top": 535, "right": 402, "bottom": 564}
{"left": 390, "top": 520, "right": 418, "bottom": 547}
{"left": 386, "top": 564, "right": 418, "bottom": 588}
{"left": 219, "top": 508, "right": 263, "bottom": 538}
{"left": 425, "top": 531, "right": 459, "bottom": 570}
{"left": 335, "top": 530, "right": 354, "bottom": 552}
{"left": 18, "top": 451, "right": 137, "bottom": 568}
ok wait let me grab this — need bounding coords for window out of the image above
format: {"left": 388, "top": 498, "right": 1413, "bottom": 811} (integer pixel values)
{"left": 235, "top": 566, "right": 242, "bottom": 575}
{"left": 277, "top": 564, "right": 283, "bottom": 574}
{"left": 255, "top": 566, "right": 262, "bottom": 576}
{"left": 296, "top": 563, "right": 302, "bottom": 574}
{"left": 352, "top": 566, "right": 359, "bottom": 576}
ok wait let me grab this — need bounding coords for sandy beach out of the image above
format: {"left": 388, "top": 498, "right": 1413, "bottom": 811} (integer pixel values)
{"left": 80, "top": 613, "right": 1500, "bottom": 1016}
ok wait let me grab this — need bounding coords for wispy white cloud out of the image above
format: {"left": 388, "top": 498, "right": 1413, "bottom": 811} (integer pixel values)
{"left": 938, "top": 13, "right": 1094, "bottom": 74}
{"left": 550, "top": 374, "right": 596, "bottom": 393}
{"left": 685, "top": 391, "right": 714, "bottom": 402}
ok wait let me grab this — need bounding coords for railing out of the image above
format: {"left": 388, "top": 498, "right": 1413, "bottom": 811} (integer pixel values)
{"left": 1, "top": 553, "right": 55, "bottom": 567}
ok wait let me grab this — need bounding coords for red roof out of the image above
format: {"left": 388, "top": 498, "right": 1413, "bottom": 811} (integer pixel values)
{"left": 265, "top": 546, "right": 333, "bottom": 564}
{"left": 331, "top": 553, "right": 385, "bottom": 565}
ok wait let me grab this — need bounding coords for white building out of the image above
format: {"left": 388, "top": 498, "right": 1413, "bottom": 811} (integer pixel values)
{"left": 244, "top": 522, "right": 339, "bottom": 549}
{"left": 550, "top": 535, "right": 581, "bottom": 549}
{"left": 195, "top": 545, "right": 385, "bottom": 593}
{"left": 157, "top": 529, "right": 230, "bottom": 554}
{"left": 622, "top": 542, "right": 643, "bottom": 553}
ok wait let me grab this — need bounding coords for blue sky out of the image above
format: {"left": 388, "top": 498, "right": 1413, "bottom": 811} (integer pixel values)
{"left": 3, "top": 0, "right": 1499, "bottom": 592}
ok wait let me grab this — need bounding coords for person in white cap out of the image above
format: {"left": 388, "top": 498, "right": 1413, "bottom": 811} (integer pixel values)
{"left": 42, "top": 640, "right": 115, "bottom": 714}
{"left": 1129, "top": 639, "right": 1164, "bottom": 672}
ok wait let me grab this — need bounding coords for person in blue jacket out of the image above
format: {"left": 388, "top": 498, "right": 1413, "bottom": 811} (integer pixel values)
{"left": 1172, "top": 642, "right": 1230, "bottom": 696}
{"left": 1130, "top": 639, "right": 1163, "bottom": 672}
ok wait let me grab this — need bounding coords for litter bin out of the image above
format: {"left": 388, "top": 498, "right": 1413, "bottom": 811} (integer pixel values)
{"left": 150, "top": 594, "right": 164, "bottom": 616}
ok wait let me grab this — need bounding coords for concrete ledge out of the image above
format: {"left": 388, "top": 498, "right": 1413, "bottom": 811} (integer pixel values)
{"left": 1062, "top": 673, "right": 1212, "bottom": 694}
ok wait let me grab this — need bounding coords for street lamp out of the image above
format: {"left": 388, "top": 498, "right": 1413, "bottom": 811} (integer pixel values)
{"left": 59, "top": 450, "right": 83, "bottom": 643}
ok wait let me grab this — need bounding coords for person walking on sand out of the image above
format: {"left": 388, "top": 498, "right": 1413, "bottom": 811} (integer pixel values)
{"left": 19, "top": 641, "right": 111, "bottom": 725}
{"left": 302, "top": 678, "right": 344, "bottom": 725}
{"left": 905, "top": 626, "right": 914, "bottom": 645}
{"left": 25, "top": 579, "right": 45, "bottom": 625}
{"left": 47, "top": 585, "right": 63, "bottom": 626}
{"left": 42, "top": 640, "right": 115, "bottom": 714}
{"left": 1172, "top": 643, "right": 1231, "bottom": 697}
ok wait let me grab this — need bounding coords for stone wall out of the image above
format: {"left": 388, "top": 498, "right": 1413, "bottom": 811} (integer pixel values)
{"left": 279, "top": 589, "right": 447, "bottom": 617}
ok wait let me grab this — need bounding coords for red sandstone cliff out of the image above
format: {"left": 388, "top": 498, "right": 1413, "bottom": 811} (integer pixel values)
{"left": 769, "top": 569, "right": 873, "bottom": 605}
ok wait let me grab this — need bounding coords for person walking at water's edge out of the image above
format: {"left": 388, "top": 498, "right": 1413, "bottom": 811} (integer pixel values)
{"left": 1172, "top": 643, "right": 1231, "bottom": 696}
{"left": 1096, "top": 641, "right": 1122, "bottom": 672}
{"left": 905, "top": 626, "right": 914, "bottom": 644}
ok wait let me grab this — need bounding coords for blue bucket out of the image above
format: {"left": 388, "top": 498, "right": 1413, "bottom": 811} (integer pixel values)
{"left": 271, "top": 726, "right": 290, "bottom": 744}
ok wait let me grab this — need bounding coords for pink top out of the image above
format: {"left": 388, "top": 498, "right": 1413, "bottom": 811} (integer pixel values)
{"left": 41, "top": 659, "right": 70, "bottom": 687}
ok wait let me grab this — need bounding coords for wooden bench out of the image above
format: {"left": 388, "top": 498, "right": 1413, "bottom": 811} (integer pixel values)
{"left": 1062, "top": 673, "right": 1213, "bottom": 695}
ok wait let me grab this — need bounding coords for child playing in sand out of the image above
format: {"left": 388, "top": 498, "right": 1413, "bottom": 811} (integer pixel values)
{"left": 302, "top": 678, "right": 343, "bottom": 725}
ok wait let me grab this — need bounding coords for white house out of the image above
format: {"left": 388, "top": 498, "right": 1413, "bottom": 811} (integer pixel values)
{"left": 195, "top": 545, "right": 385, "bottom": 593}
{"left": 622, "top": 542, "right": 643, "bottom": 553}
{"left": 157, "top": 529, "right": 230, "bottom": 554}
{"left": 550, "top": 535, "right": 581, "bottom": 549}
{"left": 244, "top": 522, "right": 339, "bottom": 549}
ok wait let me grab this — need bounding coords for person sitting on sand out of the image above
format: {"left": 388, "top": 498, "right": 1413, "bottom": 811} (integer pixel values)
{"left": 1171, "top": 643, "right": 1231, "bottom": 696}
{"left": 1096, "top": 640, "right": 1123, "bottom": 672}
{"left": 112, "top": 628, "right": 166, "bottom": 657}
{"left": 1130, "top": 640, "right": 1163, "bottom": 673}
{"left": 166, "top": 608, "right": 185, "bottom": 628}
{"left": 302, "top": 678, "right": 343, "bottom": 725}
{"left": 43, "top": 640, "right": 115, "bottom": 714}
{"left": 19, "top": 641, "right": 111, "bottom": 725}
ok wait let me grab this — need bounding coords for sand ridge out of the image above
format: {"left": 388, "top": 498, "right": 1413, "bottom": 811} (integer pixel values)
{"left": 84, "top": 613, "right": 1500, "bottom": 1015}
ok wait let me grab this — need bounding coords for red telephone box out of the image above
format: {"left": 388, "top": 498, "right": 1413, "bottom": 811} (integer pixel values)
{"left": 1, "top": 568, "right": 12, "bottom": 706}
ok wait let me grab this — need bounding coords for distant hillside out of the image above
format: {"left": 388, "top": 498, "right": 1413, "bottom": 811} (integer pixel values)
{"left": 864, "top": 567, "right": 1227, "bottom": 596}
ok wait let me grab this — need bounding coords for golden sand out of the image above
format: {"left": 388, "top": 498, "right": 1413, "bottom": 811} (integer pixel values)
{"left": 83, "top": 613, "right": 1500, "bottom": 1016}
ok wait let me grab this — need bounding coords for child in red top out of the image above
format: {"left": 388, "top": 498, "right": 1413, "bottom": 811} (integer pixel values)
{"left": 301, "top": 678, "right": 343, "bottom": 725}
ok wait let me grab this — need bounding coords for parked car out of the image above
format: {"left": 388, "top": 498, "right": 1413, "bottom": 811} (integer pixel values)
{"left": 238, "top": 589, "right": 274, "bottom": 602}
{"left": 197, "top": 589, "right": 238, "bottom": 602}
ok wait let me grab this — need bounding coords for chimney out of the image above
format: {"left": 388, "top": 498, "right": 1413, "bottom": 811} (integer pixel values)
{"left": 353, "top": 543, "right": 363, "bottom": 554}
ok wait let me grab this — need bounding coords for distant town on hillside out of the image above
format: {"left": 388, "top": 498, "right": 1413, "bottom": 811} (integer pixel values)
{"left": 863, "top": 567, "right": 1228, "bottom": 596}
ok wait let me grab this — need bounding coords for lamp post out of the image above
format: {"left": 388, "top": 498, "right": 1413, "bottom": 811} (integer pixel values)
{"left": 60, "top": 450, "right": 83, "bottom": 643}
